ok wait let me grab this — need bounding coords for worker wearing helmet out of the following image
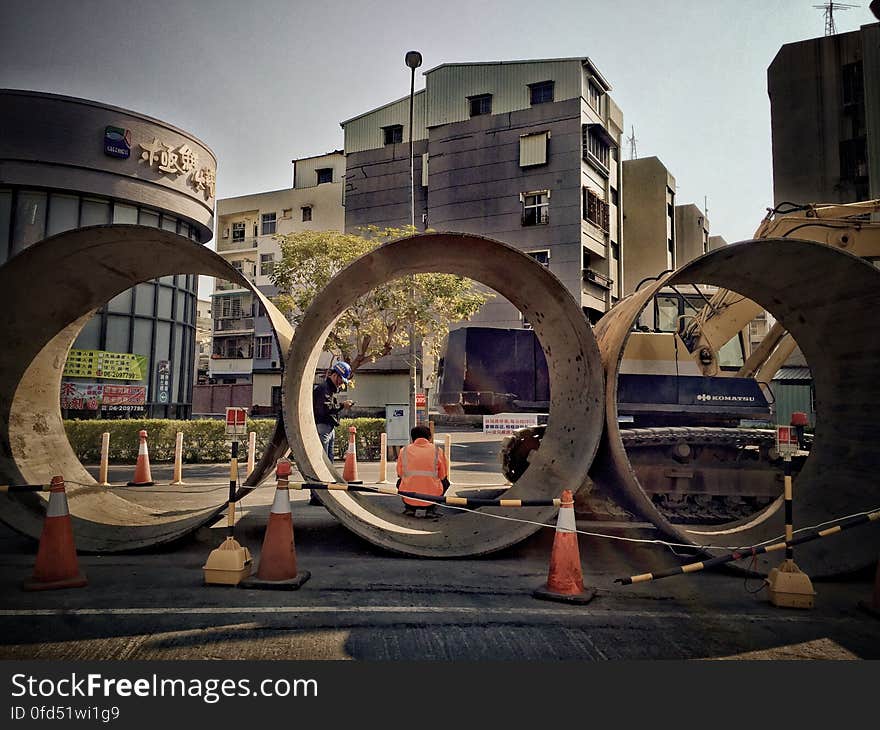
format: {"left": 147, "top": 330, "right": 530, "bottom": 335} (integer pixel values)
{"left": 396, "top": 425, "right": 450, "bottom": 517}
{"left": 311, "top": 361, "right": 354, "bottom": 505}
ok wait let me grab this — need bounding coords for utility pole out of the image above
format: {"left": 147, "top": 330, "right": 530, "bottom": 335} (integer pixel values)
{"left": 405, "top": 50, "right": 422, "bottom": 429}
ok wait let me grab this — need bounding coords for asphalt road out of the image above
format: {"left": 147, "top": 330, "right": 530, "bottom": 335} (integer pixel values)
{"left": 0, "top": 431, "right": 878, "bottom": 661}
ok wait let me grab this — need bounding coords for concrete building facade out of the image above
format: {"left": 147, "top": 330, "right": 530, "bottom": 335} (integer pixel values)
{"left": 0, "top": 89, "right": 215, "bottom": 418}
{"left": 674, "top": 203, "right": 709, "bottom": 265}
{"left": 342, "top": 57, "right": 625, "bottom": 326}
{"left": 768, "top": 22, "right": 880, "bottom": 205}
{"left": 621, "top": 156, "right": 676, "bottom": 295}
{"left": 209, "top": 151, "right": 345, "bottom": 415}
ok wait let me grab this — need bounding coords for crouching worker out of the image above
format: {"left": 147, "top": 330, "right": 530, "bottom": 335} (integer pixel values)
{"left": 397, "top": 425, "right": 449, "bottom": 517}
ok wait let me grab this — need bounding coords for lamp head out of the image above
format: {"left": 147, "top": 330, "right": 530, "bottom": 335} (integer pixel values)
{"left": 405, "top": 50, "right": 422, "bottom": 69}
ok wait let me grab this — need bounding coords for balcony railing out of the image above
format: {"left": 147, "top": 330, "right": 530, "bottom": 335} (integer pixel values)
{"left": 217, "top": 237, "right": 259, "bottom": 253}
{"left": 214, "top": 317, "right": 254, "bottom": 332}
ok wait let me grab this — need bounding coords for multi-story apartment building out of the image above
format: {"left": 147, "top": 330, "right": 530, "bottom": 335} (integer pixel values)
{"left": 674, "top": 203, "right": 709, "bottom": 265}
{"left": 620, "top": 157, "right": 676, "bottom": 295}
{"left": 768, "top": 21, "right": 880, "bottom": 205}
{"left": 342, "top": 57, "right": 625, "bottom": 325}
{"left": 209, "top": 151, "right": 345, "bottom": 413}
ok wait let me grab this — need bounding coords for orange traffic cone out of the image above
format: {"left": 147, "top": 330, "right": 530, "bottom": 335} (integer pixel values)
{"left": 127, "top": 429, "right": 154, "bottom": 486}
{"left": 859, "top": 556, "right": 880, "bottom": 619}
{"left": 342, "top": 425, "right": 358, "bottom": 482}
{"left": 240, "top": 458, "right": 310, "bottom": 590}
{"left": 23, "top": 476, "right": 87, "bottom": 591}
{"left": 533, "top": 489, "right": 596, "bottom": 604}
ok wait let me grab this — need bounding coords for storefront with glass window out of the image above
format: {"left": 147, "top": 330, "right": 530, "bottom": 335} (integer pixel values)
{"left": 0, "top": 89, "right": 217, "bottom": 417}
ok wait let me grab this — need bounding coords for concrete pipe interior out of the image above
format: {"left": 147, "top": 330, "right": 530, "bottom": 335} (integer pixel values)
{"left": 592, "top": 238, "right": 880, "bottom": 577}
{"left": 0, "top": 225, "right": 293, "bottom": 552}
{"left": 284, "top": 232, "right": 604, "bottom": 558}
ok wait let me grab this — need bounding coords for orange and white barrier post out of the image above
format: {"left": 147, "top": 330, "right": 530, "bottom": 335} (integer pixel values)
{"left": 377, "top": 432, "right": 388, "bottom": 484}
{"left": 342, "top": 426, "right": 358, "bottom": 482}
{"left": 533, "top": 489, "right": 596, "bottom": 604}
{"left": 247, "top": 431, "right": 256, "bottom": 476}
{"left": 126, "top": 429, "right": 154, "bottom": 486}
{"left": 23, "top": 476, "right": 87, "bottom": 591}
{"left": 170, "top": 431, "right": 185, "bottom": 486}
{"left": 240, "top": 458, "right": 310, "bottom": 590}
{"left": 98, "top": 432, "right": 111, "bottom": 487}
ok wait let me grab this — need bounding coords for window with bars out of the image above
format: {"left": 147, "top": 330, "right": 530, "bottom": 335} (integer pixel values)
{"left": 260, "top": 253, "right": 275, "bottom": 276}
{"left": 521, "top": 191, "right": 550, "bottom": 226}
{"left": 582, "top": 188, "right": 609, "bottom": 231}
{"left": 255, "top": 335, "right": 273, "bottom": 360}
{"left": 261, "top": 212, "right": 276, "bottom": 235}
{"left": 217, "top": 295, "right": 249, "bottom": 319}
{"left": 383, "top": 125, "right": 403, "bottom": 145}
{"left": 526, "top": 250, "right": 550, "bottom": 267}
{"left": 588, "top": 81, "right": 603, "bottom": 113}
{"left": 301, "top": 206, "right": 312, "bottom": 222}
{"left": 529, "top": 80, "right": 554, "bottom": 105}
{"left": 583, "top": 125, "right": 610, "bottom": 171}
{"left": 316, "top": 168, "right": 333, "bottom": 184}
{"left": 468, "top": 94, "right": 492, "bottom": 117}
{"left": 232, "top": 221, "right": 245, "bottom": 242}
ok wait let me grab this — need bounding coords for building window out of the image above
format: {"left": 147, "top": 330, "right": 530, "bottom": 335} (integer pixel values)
{"left": 301, "top": 206, "right": 312, "bottom": 222}
{"left": 232, "top": 221, "right": 245, "bottom": 242}
{"left": 231, "top": 259, "right": 243, "bottom": 273}
{"left": 383, "top": 125, "right": 403, "bottom": 145}
{"left": 610, "top": 186, "right": 619, "bottom": 206}
{"left": 583, "top": 125, "right": 610, "bottom": 171}
{"left": 271, "top": 385, "right": 283, "bottom": 410}
{"left": 468, "top": 94, "right": 492, "bottom": 117}
{"left": 260, "top": 253, "right": 275, "bottom": 276}
{"left": 261, "top": 212, "right": 276, "bottom": 235}
{"left": 842, "top": 61, "right": 864, "bottom": 107}
{"left": 519, "top": 131, "right": 550, "bottom": 167}
{"left": 583, "top": 188, "right": 609, "bottom": 232}
{"left": 316, "top": 168, "right": 333, "bottom": 185}
{"left": 521, "top": 191, "right": 549, "bottom": 226}
{"left": 529, "top": 80, "right": 554, "bottom": 105}
{"left": 255, "top": 335, "right": 273, "bottom": 360}
{"left": 588, "top": 81, "right": 603, "bottom": 113}
{"left": 840, "top": 137, "right": 868, "bottom": 181}
{"left": 527, "top": 250, "right": 550, "bottom": 267}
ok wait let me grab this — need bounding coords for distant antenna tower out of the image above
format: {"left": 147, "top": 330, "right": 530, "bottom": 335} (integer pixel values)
{"left": 626, "top": 125, "right": 638, "bottom": 160}
{"left": 812, "top": 2, "right": 858, "bottom": 36}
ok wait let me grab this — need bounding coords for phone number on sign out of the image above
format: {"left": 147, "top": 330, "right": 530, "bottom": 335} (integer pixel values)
{"left": 10, "top": 705, "right": 120, "bottom": 722}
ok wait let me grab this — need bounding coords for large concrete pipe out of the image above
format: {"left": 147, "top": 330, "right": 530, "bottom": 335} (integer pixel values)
{"left": 0, "top": 226, "right": 292, "bottom": 552}
{"left": 592, "top": 238, "right": 880, "bottom": 577}
{"left": 284, "top": 232, "right": 604, "bottom": 557}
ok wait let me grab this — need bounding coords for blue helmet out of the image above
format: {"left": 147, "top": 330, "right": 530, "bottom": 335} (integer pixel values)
{"left": 331, "top": 361, "right": 352, "bottom": 383}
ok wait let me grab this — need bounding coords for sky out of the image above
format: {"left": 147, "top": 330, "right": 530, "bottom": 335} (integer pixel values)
{"left": 2, "top": 0, "right": 878, "bottom": 298}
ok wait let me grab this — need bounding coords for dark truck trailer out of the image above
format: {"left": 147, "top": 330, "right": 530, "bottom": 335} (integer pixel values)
{"left": 437, "top": 326, "right": 771, "bottom": 426}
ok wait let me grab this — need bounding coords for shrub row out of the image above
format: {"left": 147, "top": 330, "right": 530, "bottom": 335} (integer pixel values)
{"left": 63, "top": 418, "right": 386, "bottom": 464}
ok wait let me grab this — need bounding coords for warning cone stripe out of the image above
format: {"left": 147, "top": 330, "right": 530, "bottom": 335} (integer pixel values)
{"left": 270, "top": 485, "right": 291, "bottom": 514}
{"left": 46, "top": 490, "right": 70, "bottom": 518}
{"left": 556, "top": 504, "right": 576, "bottom": 533}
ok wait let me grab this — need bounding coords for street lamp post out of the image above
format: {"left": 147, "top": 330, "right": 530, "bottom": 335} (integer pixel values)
{"left": 405, "top": 50, "right": 422, "bottom": 430}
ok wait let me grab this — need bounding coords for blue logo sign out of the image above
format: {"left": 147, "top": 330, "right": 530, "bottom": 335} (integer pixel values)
{"left": 104, "top": 126, "right": 131, "bottom": 159}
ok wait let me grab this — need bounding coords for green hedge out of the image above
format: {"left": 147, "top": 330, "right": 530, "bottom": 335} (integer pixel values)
{"left": 64, "top": 419, "right": 278, "bottom": 464}
{"left": 63, "top": 417, "right": 386, "bottom": 463}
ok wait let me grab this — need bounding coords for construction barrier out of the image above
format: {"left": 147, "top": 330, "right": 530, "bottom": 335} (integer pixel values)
{"left": 240, "top": 458, "right": 310, "bottom": 590}
{"left": 247, "top": 431, "right": 256, "bottom": 476}
{"left": 126, "top": 430, "right": 154, "bottom": 486}
{"left": 443, "top": 433, "right": 452, "bottom": 484}
{"left": 377, "top": 432, "right": 388, "bottom": 484}
{"left": 615, "top": 509, "right": 880, "bottom": 586}
{"left": 533, "top": 489, "right": 596, "bottom": 604}
{"left": 300, "top": 481, "right": 562, "bottom": 508}
{"left": 170, "top": 431, "right": 185, "bottom": 486}
{"left": 23, "top": 476, "right": 87, "bottom": 591}
{"left": 98, "top": 432, "right": 110, "bottom": 487}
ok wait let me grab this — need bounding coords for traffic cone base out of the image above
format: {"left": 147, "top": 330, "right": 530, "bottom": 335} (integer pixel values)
{"left": 203, "top": 536, "right": 252, "bottom": 586}
{"left": 23, "top": 476, "right": 87, "bottom": 592}
{"left": 533, "top": 489, "right": 596, "bottom": 605}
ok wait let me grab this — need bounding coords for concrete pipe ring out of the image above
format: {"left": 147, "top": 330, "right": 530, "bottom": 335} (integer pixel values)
{"left": 592, "top": 238, "right": 880, "bottom": 577}
{"left": 283, "top": 232, "right": 604, "bottom": 557}
{"left": 0, "top": 226, "right": 293, "bottom": 552}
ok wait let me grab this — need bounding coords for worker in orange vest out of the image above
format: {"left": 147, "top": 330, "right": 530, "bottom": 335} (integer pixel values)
{"left": 396, "top": 425, "right": 450, "bottom": 517}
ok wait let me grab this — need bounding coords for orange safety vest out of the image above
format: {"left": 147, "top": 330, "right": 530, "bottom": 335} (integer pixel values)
{"left": 397, "top": 438, "right": 448, "bottom": 507}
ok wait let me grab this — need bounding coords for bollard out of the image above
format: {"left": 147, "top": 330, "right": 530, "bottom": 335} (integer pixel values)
{"left": 377, "top": 432, "right": 388, "bottom": 484}
{"left": 170, "top": 431, "right": 185, "bottom": 486}
{"left": 443, "top": 433, "right": 453, "bottom": 484}
{"left": 98, "top": 432, "right": 110, "bottom": 487}
{"left": 247, "top": 431, "right": 256, "bottom": 476}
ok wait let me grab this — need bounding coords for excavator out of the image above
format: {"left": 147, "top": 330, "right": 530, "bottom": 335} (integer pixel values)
{"left": 484, "top": 198, "right": 880, "bottom": 523}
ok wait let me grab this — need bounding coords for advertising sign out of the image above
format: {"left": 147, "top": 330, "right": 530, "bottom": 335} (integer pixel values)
{"left": 104, "top": 125, "right": 132, "bottom": 159}
{"left": 63, "top": 349, "right": 147, "bottom": 380}
{"left": 482, "top": 413, "right": 541, "bottom": 436}
{"left": 60, "top": 382, "right": 146, "bottom": 412}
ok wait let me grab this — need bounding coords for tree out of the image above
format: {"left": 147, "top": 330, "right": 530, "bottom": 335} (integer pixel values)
{"left": 270, "top": 226, "right": 491, "bottom": 373}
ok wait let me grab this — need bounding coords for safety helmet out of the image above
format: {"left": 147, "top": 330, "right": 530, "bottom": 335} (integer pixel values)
{"left": 331, "top": 361, "right": 352, "bottom": 384}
